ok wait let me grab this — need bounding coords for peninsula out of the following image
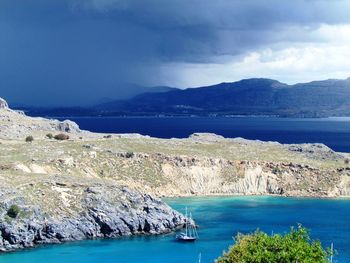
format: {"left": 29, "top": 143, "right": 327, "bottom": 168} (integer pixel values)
{"left": 1, "top": 98, "right": 349, "bottom": 252}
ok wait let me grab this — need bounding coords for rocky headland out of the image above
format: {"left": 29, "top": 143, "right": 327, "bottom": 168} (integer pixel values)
{"left": 1, "top": 97, "right": 350, "bottom": 252}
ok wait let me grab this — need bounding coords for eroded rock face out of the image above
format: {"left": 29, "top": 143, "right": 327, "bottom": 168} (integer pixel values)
{"left": 223, "top": 166, "right": 282, "bottom": 195}
{"left": 0, "top": 98, "right": 8, "bottom": 109}
{"left": 114, "top": 153, "right": 347, "bottom": 198}
{"left": 0, "top": 184, "right": 186, "bottom": 252}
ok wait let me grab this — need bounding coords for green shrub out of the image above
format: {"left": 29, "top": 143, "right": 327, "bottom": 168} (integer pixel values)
{"left": 345, "top": 158, "right": 350, "bottom": 165}
{"left": 46, "top": 133, "right": 53, "bottom": 139}
{"left": 125, "top": 151, "right": 134, "bottom": 158}
{"left": 54, "top": 133, "right": 70, "bottom": 140}
{"left": 7, "top": 205, "right": 21, "bottom": 219}
{"left": 25, "top": 136, "right": 34, "bottom": 143}
{"left": 216, "top": 225, "right": 332, "bottom": 263}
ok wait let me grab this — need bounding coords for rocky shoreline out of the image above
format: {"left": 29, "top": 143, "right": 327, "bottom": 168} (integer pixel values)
{"left": 0, "top": 181, "right": 186, "bottom": 253}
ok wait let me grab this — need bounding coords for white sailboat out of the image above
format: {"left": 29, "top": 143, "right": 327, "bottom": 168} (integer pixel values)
{"left": 176, "top": 207, "right": 198, "bottom": 242}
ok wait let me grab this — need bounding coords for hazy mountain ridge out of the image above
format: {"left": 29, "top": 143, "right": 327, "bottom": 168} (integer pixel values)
{"left": 98, "top": 77, "right": 350, "bottom": 117}
{"left": 21, "top": 86, "right": 178, "bottom": 117}
{"left": 19, "top": 77, "right": 350, "bottom": 117}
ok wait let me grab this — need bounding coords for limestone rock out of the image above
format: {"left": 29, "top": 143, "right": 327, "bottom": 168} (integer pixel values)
{"left": 0, "top": 98, "right": 8, "bottom": 109}
{"left": 56, "top": 120, "right": 81, "bottom": 133}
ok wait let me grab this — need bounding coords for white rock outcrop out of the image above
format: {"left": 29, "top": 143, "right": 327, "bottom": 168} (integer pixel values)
{"left": 0, "top": 97, "right": 82, "bottom": 138}
{"left": 0, "top": 98, "right": 9, "bottom": 109}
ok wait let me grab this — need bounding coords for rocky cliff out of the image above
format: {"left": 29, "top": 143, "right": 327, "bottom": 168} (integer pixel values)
{"left": 0, "top": 175, "right": 186, "bottom": 252}
{"left": 105, "top": 150, "right": 349, "bottom": 198}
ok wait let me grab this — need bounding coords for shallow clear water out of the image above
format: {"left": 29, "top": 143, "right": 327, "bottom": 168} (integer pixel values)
{"left": 61, "top": 116, "right": 350, "bottom": 152}
{"left": 1, "top": 196, "right": 349, "bottom": 263}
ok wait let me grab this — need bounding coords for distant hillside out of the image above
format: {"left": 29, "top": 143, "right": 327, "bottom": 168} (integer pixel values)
{"left": 110, "top": 85, "right": 178, "bottom": 101}
{"left": 21, "top": 85, "right": 178, "bottom": 117}
{"left": 97, "top": 78, "right": 350, "bottom": 117}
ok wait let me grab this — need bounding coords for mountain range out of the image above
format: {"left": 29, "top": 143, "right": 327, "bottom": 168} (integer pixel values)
{"left": 97, "top": 77, "right": 350, "bottom": 117}
{"left": 23, "top": 77, "right": 350, "bottom": 117}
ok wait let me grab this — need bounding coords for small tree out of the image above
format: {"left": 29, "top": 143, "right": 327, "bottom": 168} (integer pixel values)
{"left": 25, "top": 136, "right": 34, "bottom": 143}
{"left": 216, "top": 225, "right": 332, "bottom": 263}
{"left": 54, "top": 133, "right": 70, "bottom": 140}
{"left": 7, "top": 205, "right": 21, "bottom": 218}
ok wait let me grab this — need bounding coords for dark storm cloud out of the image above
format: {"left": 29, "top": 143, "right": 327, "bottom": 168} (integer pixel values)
{"left": 71, "top": 0, "right": 350, "bottom": 60}
{"left": 0, "top": 0, "right": 349, "bottom": 106}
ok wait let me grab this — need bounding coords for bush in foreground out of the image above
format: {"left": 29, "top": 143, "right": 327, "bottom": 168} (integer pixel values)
{"left": 54, "top": 133, "right": 70, "bottom": 140}
{"left": 25, "top": 135, "right": 34, "bottom": 143}
{"left": 216, "top": 225, "right": 331, "bottom": 263}
{"left": 125, "top": 151, "right": 134, "bottom": 158}
{"left": 7, "top": 205, "right": 21, "bottom": 219}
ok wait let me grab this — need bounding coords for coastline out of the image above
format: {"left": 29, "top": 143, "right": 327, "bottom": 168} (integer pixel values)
{"left": 162, "top": 193, "right": 350, "bottom": 200}
{"left": 28, "top": 114, "right": 350, "bottom": 119}
{"left": 2, "top": 194, "right": 350, "bottom": 255}
{"left": 1, "top": 101, "right": 350, "bottom": 254}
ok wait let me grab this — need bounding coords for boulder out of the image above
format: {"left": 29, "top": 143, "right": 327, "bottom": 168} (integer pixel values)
{"left": 55, "top": 120, "right": 81, "bottom": 133}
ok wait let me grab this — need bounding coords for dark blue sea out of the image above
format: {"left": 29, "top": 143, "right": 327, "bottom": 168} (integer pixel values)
{"left": 61, "top": 116, "right": 350, "bottom": 152}
{"left": 1, "top": 197, "right": 349, "bottom": 263}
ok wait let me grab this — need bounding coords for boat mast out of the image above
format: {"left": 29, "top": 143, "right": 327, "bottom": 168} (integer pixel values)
{"left": 330, "top": 243, "right": 333, "bottom": 263}
{"left": 185, "top": 207, "right": 188, "bottom": 236}
{"left": 190, "top": 212, "right": 193, "bottom": 237}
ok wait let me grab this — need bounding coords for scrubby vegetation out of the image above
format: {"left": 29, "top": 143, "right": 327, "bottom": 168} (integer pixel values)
{"left": 7, "top": 205, "right": 21, "bottom": 219}
{"left": 216, "top": 225, "right": 331, "bottom": 263}
{"left": 46, "top": 133, "right": 53, "bottom": 139}
{"left": 54, "top": 133, "right": 70, "bottom": 140}
{"left": 125, "top": 151, "right": 134, "bottom": 158}
{"left": 25, "top": 135, "right": 34, "bottom": 143}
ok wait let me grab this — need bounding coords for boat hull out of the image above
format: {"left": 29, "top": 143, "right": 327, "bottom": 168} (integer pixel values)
{"left": 177, "top": 238, "right": 196, "bottom": 242}
{"left": 176, "top": 234, "right": 197, "bottom": 242}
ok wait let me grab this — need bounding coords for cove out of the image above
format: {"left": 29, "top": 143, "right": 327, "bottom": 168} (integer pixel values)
{"left": 0, "top": 196, "right": 349, "bottom": 263}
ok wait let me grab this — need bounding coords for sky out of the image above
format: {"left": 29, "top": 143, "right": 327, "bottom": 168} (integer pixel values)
{"left": 1, "top": 0, "right": 350, "bottom": 106}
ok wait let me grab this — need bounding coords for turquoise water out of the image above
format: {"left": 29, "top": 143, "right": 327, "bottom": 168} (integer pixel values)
{"left": 1, "top": 196, "right": 349, "bottom": 262}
